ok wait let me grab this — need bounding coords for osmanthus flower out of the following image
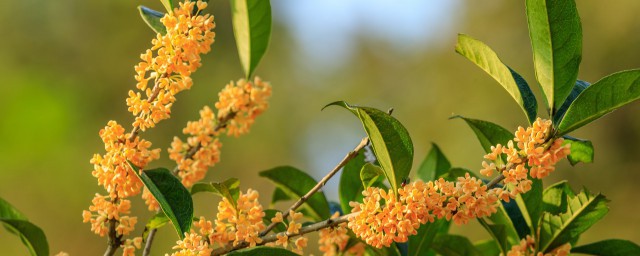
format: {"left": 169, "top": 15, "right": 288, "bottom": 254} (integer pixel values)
{"left": 209, "top": 189, "right": 266, "bottom": 247}
{"left": 127, "top": 0, "right": 216, "bottom": 131}
{"left": 82, "top": 194, "right": 137, "bottom": 237}
{"left": 170, "top": 231, "right": 213, "bottom": 256}
{"left": 215, "top": 77, "right": 272, "bottom": 137}
{"left": 348, "top": 175, "right": 499, "bottom": 248}
{"left": 504, "top": 235, "right": 571, "bottom": 256}
{"left": 121, "top": 237, "right": 143, "bottom": 256}
{"left": 318, "top": 212, "right": 351, "bottom": 256}
{"left": 90, "top": 121, "right": 160, "bottom": 199}
{"left": 480, "top": 118, "right": 571, "bottom": 200}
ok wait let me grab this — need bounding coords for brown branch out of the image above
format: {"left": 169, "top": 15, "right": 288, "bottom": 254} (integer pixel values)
{"left": 211, "top": 212, "right": 358, "bottom": 255}
{"left": 104, "top": 219, "right": 123, "bottom": 256}
{"left": 142, "top": 228, "right": 157, "bottom": 256}
{"left": 260, "top": 137, "right": 369, "bottom": 237}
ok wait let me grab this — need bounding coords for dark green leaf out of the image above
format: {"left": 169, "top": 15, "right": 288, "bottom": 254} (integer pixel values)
{"left": 431, "top": 234, "right": 482, "bottom": 256}
{"left": 129, "top": 163, "right": 193, "bottom": 239}
{"left": 526, "top": 0, "right": 582, "bottom": 112}
{"left": 477, "top": 219, "right": 510, "bottom": 255}
{"left": 516, "top": 178, "right": 543, "bottom": 234}
{"left": 408, "top": 218, "right": 450, "bottom": 256}
{"left": 563, "top": 136, "right": 594, "bottom": 165}
{"left": 455, "top": 34, "right": 537, "bottom": 123}
{"left": 339, "top": 150, "right": 367, "bottom": 213}
{"left": 451, "top": 116, "right": 513, "bottom": 164}
{"left": 539, "top": 190, "right": 609, "bottom": 252}
{"left": 138, "top": 6, "right": 167, "bottom": 35}
{"left": 226, "top": 246, "right": 299, "bottom": 256}
{"left": 259, "top": 166, "right": 330, "bottom": 221}
{"left": 572, "top": 239, "right": 640, "bottom": 256}
{"left": 0, "top": 219, "right": 49, "bottom": 256}
{"left": 324, "top": 101, "right": 414, "bottom": 194}
{"left": 361, "top": 163, "right": 384, "bottom": 189}
{"left": 474, "top": 239, "right": 501, "bottom": 256}
{"left": 416, "top": 143, "right": 451, "bottom": 182}
{"left": 553, "top": 80, "right": 590, "bottom": 124}
{"left": 270, "top": 187, "right": 290, "bottom": 205}
{"left": 557, "top": 69, "right": 640, "bottom": 135}
{"left": 191, "top": 178, "right": 240, "bottom": 209}
{"left": 231, "top": 0, "right": 272, "bottom": 78}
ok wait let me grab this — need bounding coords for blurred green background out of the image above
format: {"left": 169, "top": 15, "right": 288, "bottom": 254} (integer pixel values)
{"left": 1, "top": 0, "right": 639, "bottom": 254}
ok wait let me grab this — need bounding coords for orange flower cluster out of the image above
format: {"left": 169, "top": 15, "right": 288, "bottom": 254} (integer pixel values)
{"left": 122, "top": 237, "right": 143, "bottom": 256}
{"left": 210, "top": 189, "right": 266, "bottom": 247}
{"left": 168, "top": 106, "right": 223, "bottom": 188}
{"left": 167, "top": 77, "right": 271, "bottom": 189}
{"left": 170, "top": 231, "right": 213, "bottom": 256}
{"left": 127, "top": 1, "right": 215, "bottom": 131}
{"left": 215, "top": 77, "right": 272, "bottom": 137}
{"left": 480, "top": 118, "right": 571, "bottom": 201}
{"left": 349, "top": 174, "right": 499, "bottom": 248}
{"left": 265, "top": 210, "right": 309, "bottom": 254}
{"left": 505, "top": 235, "right": 571, "bottom": 256}
{"left": 318, "top": 213, "right": 351, "bottom": 256}
{"left": 82, "top": 194, "right": 137, "bottom": 237}
{"left": 90, "top": 121, "right": 161, "bottom": 198}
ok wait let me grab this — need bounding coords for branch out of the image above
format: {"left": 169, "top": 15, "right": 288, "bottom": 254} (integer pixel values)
{"left": 142, "top": 228, "right": 157, "bottom": 256}
{"left": 211, "top": 212, "right": 359, "bottom": 255}
{"left": 259, "top": 137, "right": 369, "bottom": 236}
{"left": 104, "top": 219, "right": 122, "bottom": 256}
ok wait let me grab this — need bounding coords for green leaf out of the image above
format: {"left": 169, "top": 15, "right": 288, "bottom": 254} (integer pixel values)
{"left": 542, "top": 181, "right": 575, "bottom": 215}
{"left": 526, "top": 0, "right": 582, "bottom": 112}
{"left": 408, "top": 218, "right": 450, "bottom": 256}
{"left": 191, "top": 178, "right": 240, "bottom": 209}
{"left": 455, "top": 34, "right": 537, "bottom": 123}
{"left": 339, "top": 150, "right": 367, "bottom": 213}
{"left": 138, "top": 6, "right": 167, "bottom": 35}
{"left": 553, "top": 80, "right": 590, "bottom": 124}
{"left": 474, "top": 239, "right": 501, "bottom": 256}
{"left": 0, "top": 198, "right": 48, "bottom": 256}
{"left": 324, "top": 101, "right": 414, "bottom": 194}
{"left": 360, "top": 163, "right": 384, "bottom": 189}
{"left": 557, "top": 70, "right": 640, "bottom": 135}
{"left": 0, "top": 219, "right": 49, "bottom": 256}
{"left": 416, "top": 143, "right": 451, "bottom": 182}
{"left": 160, "top": 0, "right": 173, "bottom": 13}
{"left": 451, "top": 116, "right": 513, "bottom": 155}
{"left": 438, "top": 168, "right": 479, "bottom": 182}
{"left": 129, "top": 163, "right": 193, "bottom": 239}
{"left": 515, "top": 178, "right": 543, "bottom": 234}
{"left": 0, "top": 197, "right": 26, "bottom": 221}
{"left": 572, "top": 239, "right": 640, "bottom": 256}
{"left": 259, "top": 166, "right": 330, "bottom": 221}
{"left": 231, "top": 0, "right": 272, "bottom": 78}
{"left": 431, "top": 234, "right": 482, "bottom": 256}
{"left": 142, "top": 212, "right": 170, "bottom": 241}
{"left": 226, "top": 246, "right": 299, "bottom": 255}
{"left": 271, "top": 187, "right": 290, "bottom": 205}
{"left": 538, "top": 190, "right": 609, "bottom": 252}
{"left": 562, "top": 136, "right": 594, "bottom": 165}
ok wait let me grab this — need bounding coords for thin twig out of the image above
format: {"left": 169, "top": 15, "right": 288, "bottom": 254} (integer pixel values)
{"left": 142, "top": 228, "right": 157, "bottom": 256}
{"left": 260, "top": 136, "right": 369, "bottom": 237}
{"left": 211, "top": 212, "right": 358, "bottom": 255}
{"left": 104, "top": 219, "right": 122, "bottom": 256}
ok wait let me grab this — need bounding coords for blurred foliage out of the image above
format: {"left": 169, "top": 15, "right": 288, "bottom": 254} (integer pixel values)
{"left": 0, "top": 0, "right": 639, "bottom": 254}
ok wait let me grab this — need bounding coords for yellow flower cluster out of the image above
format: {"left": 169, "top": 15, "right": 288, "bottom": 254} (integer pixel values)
{"left": 318, "top": 212, "right": 353, "bottom": 256}
{"left": 82, "top": 194, "right": 137, "bottom": 237}
{"left": 90, "top": 121, "right": 160, "bottom": 198}
{"left": 127, "top": 1, "right": 215, "bottom": 131}
{"left": 348, "top": 174, "right": 499, "bottom": 248}
{"left": 266, "top": 210, "right": 309, "bottom": 254}
{"left": 505, "top": 235, "right": 571, "bottom": 256}
{"left": 481, "top": 118, "right": 571, "bottom": 201}
{"left": 211, "top": 189, "right": 266, "bottom": 247}
{"left": 215, "top": 77, "right": 272, "bottom": 137}
{"left": 167, "top": 77, "right": 271, "bottom": 189}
